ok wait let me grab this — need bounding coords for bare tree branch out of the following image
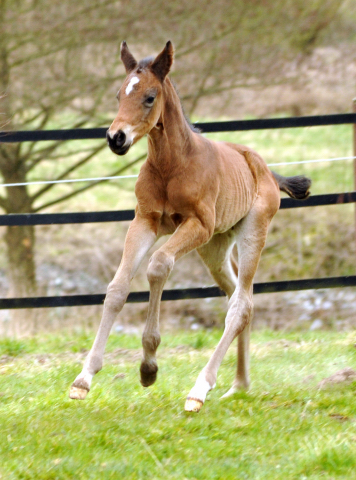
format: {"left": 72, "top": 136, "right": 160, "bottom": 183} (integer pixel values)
{"left": 33, "top": 153, "right": 146, "bottom": 212}
{"left": 30, "top": 142, "right": 107, "bottom": 202}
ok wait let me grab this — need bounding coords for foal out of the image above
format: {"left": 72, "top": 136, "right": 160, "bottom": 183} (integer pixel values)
{"left": 70, "top": 41, "right": 311, "bottom": 412}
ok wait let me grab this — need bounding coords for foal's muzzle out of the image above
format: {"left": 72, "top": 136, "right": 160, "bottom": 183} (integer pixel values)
{"left": 106, "top": 129, "right": 132, "bottom": 155}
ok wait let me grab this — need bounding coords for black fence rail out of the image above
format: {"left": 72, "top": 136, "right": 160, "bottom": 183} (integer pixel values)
{"left": 1, "top": 276, "right": 356, "bottom": 310}
{"left": 0, "top": 192, "right": 355, "bottom": 226}
{"left": 0, "top": 113, "right": 355, "bottom": 310}
{"left": 1, "top": 113, "right": 356, "bottom": 143}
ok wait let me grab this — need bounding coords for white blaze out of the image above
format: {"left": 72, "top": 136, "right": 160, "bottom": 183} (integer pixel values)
{"left": 125, "top": 76, "right": 140, "bottom": 95}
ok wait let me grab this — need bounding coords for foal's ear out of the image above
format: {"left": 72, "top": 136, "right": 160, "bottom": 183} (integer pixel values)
{"left": 151, "top": 41, "right": 174, "bottom": 82}
{"left": 121, "top": 41, "right": 138, "bottom": 74}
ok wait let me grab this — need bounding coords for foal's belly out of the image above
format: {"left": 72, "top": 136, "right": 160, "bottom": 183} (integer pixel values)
{"left": 213, "top": 177, "right": 256, "bottom": 234}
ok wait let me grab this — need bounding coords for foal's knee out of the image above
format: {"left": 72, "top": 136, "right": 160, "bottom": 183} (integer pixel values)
{"left": 147, "top": 251, "right": 174, "bottom": 285}
{"left": 104, "top": 281, "right": 130, "bottom": 314}
{"left": 226, "top": 293, "right": 253, "bottom": 334}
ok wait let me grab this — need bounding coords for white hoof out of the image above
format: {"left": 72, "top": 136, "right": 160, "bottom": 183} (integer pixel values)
{"left": 184, "top": 397, "right": 204, "bottom": 413}
{"left": 185, "top": 372, "right": 215, "bottom": 412}
{"left": 69, "top": 386, "right": 89, "bottom": 400}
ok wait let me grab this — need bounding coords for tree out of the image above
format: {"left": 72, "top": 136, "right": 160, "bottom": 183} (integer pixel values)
{"left": 0, "top": 0, "right": 349, "bottom": 333}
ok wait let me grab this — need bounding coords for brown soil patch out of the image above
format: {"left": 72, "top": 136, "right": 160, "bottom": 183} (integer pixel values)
{"left": 317, "top": 367, "right": 356, "bottom": 389}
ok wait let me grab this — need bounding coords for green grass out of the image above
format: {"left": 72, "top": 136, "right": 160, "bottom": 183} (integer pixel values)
{"left": 1, "top": 330, "right": 356, "bottom": 479}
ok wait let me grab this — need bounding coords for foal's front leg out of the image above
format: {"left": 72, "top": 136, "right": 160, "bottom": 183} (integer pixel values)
{"left": 70, "top": 216, "right": 158, "bottom": 400}
{"left": 140, "top": 217, "right": 212, "bottom": 387}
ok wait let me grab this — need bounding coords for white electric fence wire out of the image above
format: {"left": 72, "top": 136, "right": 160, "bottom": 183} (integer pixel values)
{"left": 0, "top": 156, "right": 355, "bottom": 188}
{"left": 0, "top": 174, "right": 139, "bottom": 188}
{"left": 267, "top": 156, "right": 356, "bottom": 166}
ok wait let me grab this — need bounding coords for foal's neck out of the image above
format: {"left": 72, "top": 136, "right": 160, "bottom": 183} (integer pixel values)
{"left": 147, "top": 78, "right": 195, "bottom": 168}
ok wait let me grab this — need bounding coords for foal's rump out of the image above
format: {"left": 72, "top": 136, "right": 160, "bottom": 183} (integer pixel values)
{"left": 223, "top": 142, "right": 311, "bottom": 201}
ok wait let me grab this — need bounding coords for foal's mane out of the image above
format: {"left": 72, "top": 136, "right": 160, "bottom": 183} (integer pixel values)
{"left": 137, "top": 56, "right": 155, "bottom": 71}
{"left": 137, "top": 56, "right": 201, "bottom": 134}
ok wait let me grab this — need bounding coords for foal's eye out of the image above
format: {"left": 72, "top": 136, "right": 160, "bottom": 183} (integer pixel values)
{"left": 144, "top": 96, "right": 155, "bottom": 107}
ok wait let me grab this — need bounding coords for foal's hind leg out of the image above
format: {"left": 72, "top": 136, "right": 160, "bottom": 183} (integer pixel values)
{"left": 221, "top": 244, "right": 252, "bottom": 397}
{"left": 220, "top": 323, "right": 251, "bottom": 398}
{"left": 185, "top": 203, "right": 275, "bottom": 412}
{"left": 184, "top": 230, "right": 238, "bottom": 412}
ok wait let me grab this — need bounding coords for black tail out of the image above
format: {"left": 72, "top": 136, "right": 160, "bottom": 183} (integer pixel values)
{"left": 272, "top": 171, "right": 311, "bottom": 200}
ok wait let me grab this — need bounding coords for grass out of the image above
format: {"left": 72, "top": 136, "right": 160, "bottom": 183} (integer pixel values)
{"left": 1, "top": 329, "right": 356, "bottom": 479}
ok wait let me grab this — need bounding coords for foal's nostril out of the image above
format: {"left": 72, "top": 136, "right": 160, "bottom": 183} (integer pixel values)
{"left": 116, "top": 130, "right": 126, "bottom": 148}
{"left": 106, "top": 129, "right": 131, "bottom": 155}
{"left": 106, "top": 130, "right": 127, "bottom": 149}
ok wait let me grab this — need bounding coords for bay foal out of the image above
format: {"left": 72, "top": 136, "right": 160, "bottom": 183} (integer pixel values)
{"left": 70, "top": 41, "right": 311, "bottom": 412}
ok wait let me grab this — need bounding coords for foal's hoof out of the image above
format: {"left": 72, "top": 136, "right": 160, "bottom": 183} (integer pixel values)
{"left": 140, "top": 363, "right": 158, "bottom": 387}
{"left": 220, "top": 386, "right": 239, "bottom": 399}
{"left": 69, "top": 386, "right": 89, "bottom": 400}
{"left": 184, "top": 397, "right": 204, "bottom": 413}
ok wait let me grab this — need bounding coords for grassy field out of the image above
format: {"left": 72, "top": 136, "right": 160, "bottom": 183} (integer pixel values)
{"left": 1, "top": 329, "right": 356, "bottom": 479}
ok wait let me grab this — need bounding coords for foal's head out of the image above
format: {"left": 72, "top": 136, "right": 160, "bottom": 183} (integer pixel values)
{"left": 106, "top": 41, "right": 174, "bottom": 155}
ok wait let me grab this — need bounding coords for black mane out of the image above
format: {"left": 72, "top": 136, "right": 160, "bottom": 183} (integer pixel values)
{"left": 137, "top": 56, "right": 155, "bottom": 71}
{"left": 171, "top": 81, "right": 201, "bottom": 134}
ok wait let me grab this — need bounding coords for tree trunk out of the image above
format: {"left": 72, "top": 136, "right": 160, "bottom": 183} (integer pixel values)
{"left": 4, "top": 224, "right": 38, "bottom": 336}
{"left": 0, "top": 144, "right": 38, "bottom": 335}
{"left": 3, "top": 220, "right": 38, "bottom": 337}
{"left": 4, "top": 223, "right": 37, "bottom": 298}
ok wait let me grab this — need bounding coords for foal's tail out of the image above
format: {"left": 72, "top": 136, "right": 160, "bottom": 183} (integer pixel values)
{"left": 272, "top": 171, "right": 311, "bottom": 200}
